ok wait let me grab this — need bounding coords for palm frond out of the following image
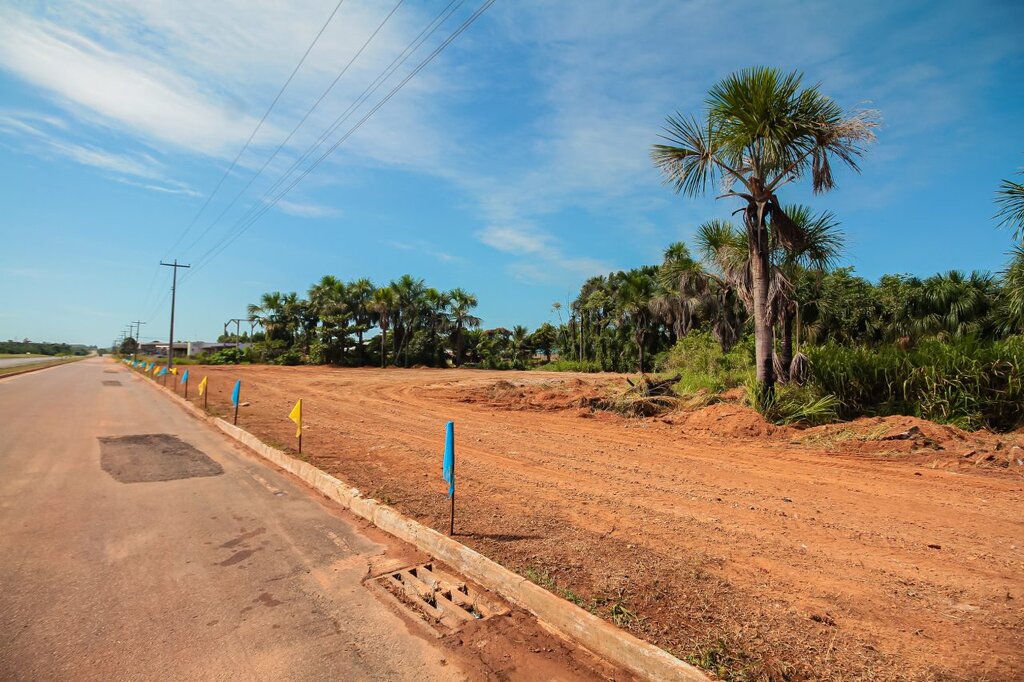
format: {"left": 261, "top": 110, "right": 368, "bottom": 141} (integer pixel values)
{"left": 651, "top": 114, "right": 726, "bottom": 197}
{"left": 995, "top": 174, "right": 1024, "bottom": 239}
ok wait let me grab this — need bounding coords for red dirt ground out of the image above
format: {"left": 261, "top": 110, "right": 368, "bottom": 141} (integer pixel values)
{"left": 172, "top": 366, "right": 1024, "bottom": 681}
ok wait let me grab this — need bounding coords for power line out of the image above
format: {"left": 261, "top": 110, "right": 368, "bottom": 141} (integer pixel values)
{"left": 209, "top": 0, "right": 461, "bottom": 252}
{"left": 185, "top": 0, "right": 493, "bottom": 280}
{"left": 181, "top": 0, "right": 410, "bottom": 259}
{"left": 164, "top": 0, "right": 347, "bottom": 259}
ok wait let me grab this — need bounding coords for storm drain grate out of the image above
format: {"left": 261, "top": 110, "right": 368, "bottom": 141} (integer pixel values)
{"left": 376, "top": 563, "right": 507, "bottom": 631}
{"left": 102, "top": 380, "right": 122, "bottom": 386}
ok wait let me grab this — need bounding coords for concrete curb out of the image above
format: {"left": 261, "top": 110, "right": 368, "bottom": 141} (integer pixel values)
{"left": 134, "top": 367, "right": 708, "bottom": 682}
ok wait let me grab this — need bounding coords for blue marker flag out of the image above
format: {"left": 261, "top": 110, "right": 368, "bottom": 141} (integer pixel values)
{"left": 158, "top": 367, "right": 168, "bottom": 377}
{"left": 231, "top": 380, "right": 241, "bottom": 406}
{"left": 442, "top": 421, "right": 455, "bottom": 498}
{"left": 180, "top": 369, "right": 189, "bottom": 384}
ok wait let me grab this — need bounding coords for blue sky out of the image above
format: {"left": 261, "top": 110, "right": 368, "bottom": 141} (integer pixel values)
{"left": 1, "top": 0, "right": 1022, "bottom": 347}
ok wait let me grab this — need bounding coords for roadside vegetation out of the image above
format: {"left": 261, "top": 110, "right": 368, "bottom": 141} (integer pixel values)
{"left": 155, "top": 67, "right": 1023, "bottom": 433}
{"left": 1, "top": 340, "right": 93, "bottom": 356}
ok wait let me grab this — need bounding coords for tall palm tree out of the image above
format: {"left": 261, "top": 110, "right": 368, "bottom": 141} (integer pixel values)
{"left": 390, "top": 275, "right": 426, "bottom": 367}
{"left": 617, "top": 270, "right": 656, "bottom": 372}
{"left": 996, "top": 170, "right": 1024, "bottom": 239}
{"left": 695, "top": 220, "right": 753, "bottom": 353}
{"left": 511, "top": 324, "right": 530, "bottom": 368}
{"left": 447, "top": 288, "right": 481, "bottom": 367}
{"left": 775, "top": 205, "right": 844, "bottom": 381}
{"left": 346, "top": 278, "right": 374, "bottom": 364}
{"left": 1000, "top": 245, "right": 1024, "bottom": 334}
{"left": 370, "top": 287, "right": 398, "bottom": 368}
{"left": 652, "top": 66, "right": 878, "bottom": 401}
{"left": 247, "top": 291, "right": 285, "bottom": 341}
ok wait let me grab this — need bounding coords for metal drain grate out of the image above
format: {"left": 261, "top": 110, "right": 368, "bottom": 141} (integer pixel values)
{"left": 376, "top": 563, "right": 507, "bottom": 631}
{"left": 102, "top": 380, "right": 122, "bottom": 386}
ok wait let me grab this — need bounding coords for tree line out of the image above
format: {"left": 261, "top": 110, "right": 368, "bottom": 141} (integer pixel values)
{"left": 235, "top": 275, "right": 559, "bottom": 370}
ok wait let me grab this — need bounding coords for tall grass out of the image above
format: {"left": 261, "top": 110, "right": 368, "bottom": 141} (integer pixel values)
{"left": 807, "top": 337, "right": 1024, "bottom": 431}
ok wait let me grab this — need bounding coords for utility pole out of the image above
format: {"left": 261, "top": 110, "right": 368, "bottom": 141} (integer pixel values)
{"left": 160, "top": 260, "right": 191, "bottom": 369}
{"left": 131, "top": 320, "right": 145, "bottom": 360}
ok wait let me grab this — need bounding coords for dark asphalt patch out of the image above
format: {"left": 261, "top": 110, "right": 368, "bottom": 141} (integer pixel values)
{"left": 99, "top": 434, "right": 224, "bottom": 483}
{"left": 102, "top": 380, "right": 122, "bottom": 386}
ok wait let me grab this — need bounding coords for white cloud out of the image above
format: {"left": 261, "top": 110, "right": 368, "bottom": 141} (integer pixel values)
{"left": 477, "top": 225, "right": 550, "bottom": 254}
{"left": 273, "top": 198, "right": 340, "bottom": 219}
{"left": 388, "top": 239, "right": 463, "bottom": 264}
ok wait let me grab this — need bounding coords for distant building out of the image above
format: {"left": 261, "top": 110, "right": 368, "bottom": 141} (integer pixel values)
{"left": 137, "top": 340, "right": 249, "bottom": 357}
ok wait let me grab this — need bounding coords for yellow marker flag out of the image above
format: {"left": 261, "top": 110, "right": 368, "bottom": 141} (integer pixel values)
{"left": 170, "top": 367, "right": 178, "bottom": 375}
{"left": 288, "top": 399, "right": 302, "bottom": 438}
{"left": 198, "top": 376, "right": 208, "bottom": 396}
{"left": 151, "top": 364, "right": 160, "bottom": 374}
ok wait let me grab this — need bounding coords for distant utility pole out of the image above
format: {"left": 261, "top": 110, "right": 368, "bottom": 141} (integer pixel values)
{"left": 131, "top": 320, "right": 145, "bottom": 360}
{"left": 160, "top": 260, "right": 191, "bottom": 369}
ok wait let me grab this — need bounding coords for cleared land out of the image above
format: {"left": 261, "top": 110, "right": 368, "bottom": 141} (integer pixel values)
{"left": 162, "top": 365, "right": 1024, "bottom": 681}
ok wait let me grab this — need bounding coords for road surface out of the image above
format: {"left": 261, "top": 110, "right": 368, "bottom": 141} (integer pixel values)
{"left": 0, "top": 359, "right": 611, "bottom": 681}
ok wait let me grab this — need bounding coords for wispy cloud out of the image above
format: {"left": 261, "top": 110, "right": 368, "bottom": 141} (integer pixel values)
{"left": 273, "top": 198, "right": 341, "bottom": 219}
{"left": 388, "top": 239, "right": 464, "bottom": 265}
{"left": 0, "top": 109, "right": 198, "bottom": 194}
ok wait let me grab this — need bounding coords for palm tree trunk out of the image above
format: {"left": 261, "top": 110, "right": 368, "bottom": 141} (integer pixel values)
{"left": 749, "top": 229, "right": 776, "bottom": 403}
{"left": 380, "top": 329, "right": 387, "bottom": 368}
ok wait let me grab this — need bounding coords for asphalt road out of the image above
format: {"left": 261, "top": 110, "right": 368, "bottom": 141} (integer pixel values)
{"left": 0, "top": 359, "right": 491, "bottom": 680}
{"left": 0, "top": 356, "right": 64, "bottom": 369}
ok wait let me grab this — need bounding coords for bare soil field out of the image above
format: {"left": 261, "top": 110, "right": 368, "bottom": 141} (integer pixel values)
{"left": 171, "top": 365, "right": 1024, "bottom": 681}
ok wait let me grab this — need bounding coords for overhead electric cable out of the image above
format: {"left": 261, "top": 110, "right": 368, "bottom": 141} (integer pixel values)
{"left": 181, "top": 0, "right": 412, "bottom": 258}
{"left": 184, "top": 0, "right": 493, "bottom": 279}
{"left": 164, "top": 0, "right": 347, "bottom": 258}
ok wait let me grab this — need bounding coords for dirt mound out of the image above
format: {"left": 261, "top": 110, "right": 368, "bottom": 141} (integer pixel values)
{"left": 797, "top": 415, "right": 1024, "bottom": 470}
{"left": 469, "top": 380, "right": 606, "bottom": 412}
{"left": 671, "top": 402, "right": 783, "bottom": 438}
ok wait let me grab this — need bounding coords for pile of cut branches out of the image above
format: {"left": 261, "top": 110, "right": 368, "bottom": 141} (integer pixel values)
{"left": 600, "top": 374, "right": 682, "bottom": 417}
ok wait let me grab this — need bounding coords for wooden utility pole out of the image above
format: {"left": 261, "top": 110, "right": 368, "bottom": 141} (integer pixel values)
{"left": 160, "top": 260, "right": 190, "bottom": 369}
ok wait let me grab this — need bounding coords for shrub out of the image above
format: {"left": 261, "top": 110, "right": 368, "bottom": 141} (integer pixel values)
{"left": 806, "top": 336, "right": 1024, "bottom": 431}
{"left": 664, "top": 332, "right": 754, "bottom": 393}
{"left": 203, "top": 347, "right": 246, "bottom": 365}
{"left": 534, "top": 359, "right": 603, "bottom": 372}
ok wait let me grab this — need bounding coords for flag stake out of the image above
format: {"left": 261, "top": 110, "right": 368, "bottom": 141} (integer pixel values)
{"left": 289, "top": 399, "right": 303, "bottom": 454}
{"left": 231, "top": 380, "right": 241, "bottom": 425}
{"left": 442, "top": 421, "right": 456, "bottom": 536}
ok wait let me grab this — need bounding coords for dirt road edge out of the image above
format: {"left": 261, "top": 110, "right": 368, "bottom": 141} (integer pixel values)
{"left": 134, "top": 366, "right": 708, "bottom": 682}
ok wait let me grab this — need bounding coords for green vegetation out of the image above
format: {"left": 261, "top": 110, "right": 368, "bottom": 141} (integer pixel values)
{"left": 0, "top": 340, "right": 93, "bottom": 356}
{"left": 807, "top": 338, "right": 1024, "bottom": 430}
{"left": 0, "top": 356, "right": 84, "bottom": 377}
{"left": 223, "top": 68, "right": 1024, "bottom": 433}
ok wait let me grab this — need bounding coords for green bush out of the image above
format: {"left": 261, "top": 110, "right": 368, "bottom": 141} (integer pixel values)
{"left": 534, "top": 359, "right": 603, "bottom": 372}
{"left": 806, "top": 337, "right": 1024, "bottom": 431}
{"left": 664, "top": 332, "right": 754, "bottom": 393}
{"left": 203, "top": 347, "right": 246, "bottom": 365}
